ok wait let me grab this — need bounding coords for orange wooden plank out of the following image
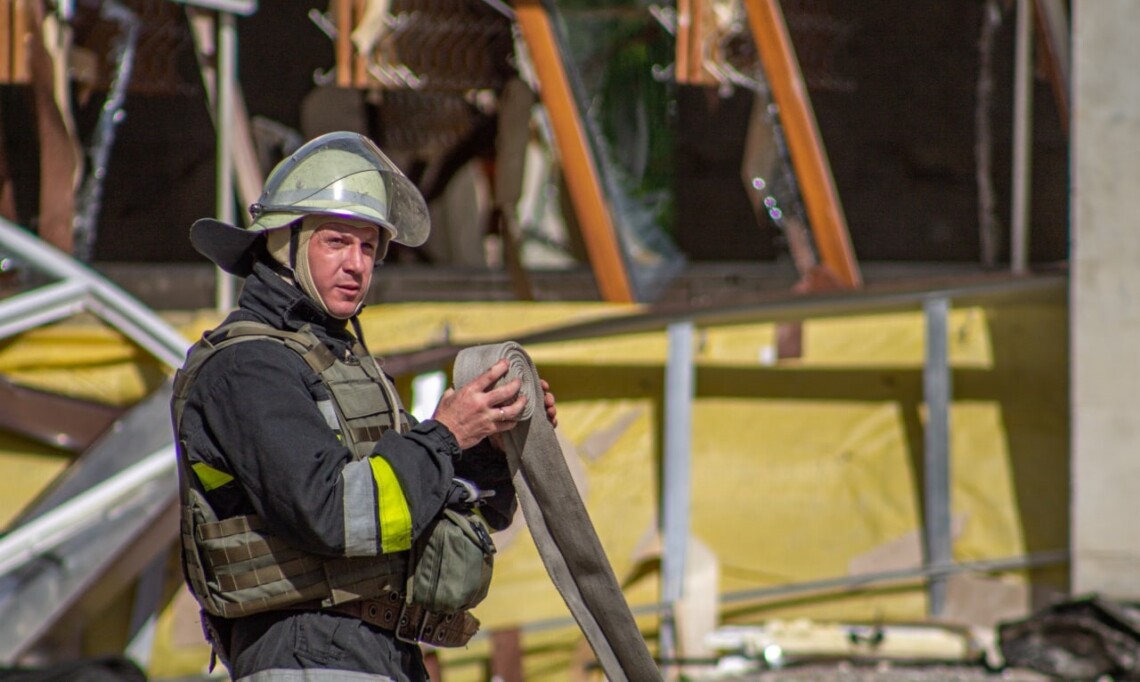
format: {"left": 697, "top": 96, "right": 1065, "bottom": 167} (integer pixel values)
{"left": 514, "top": 0, "right": 635, "bottom": 302}
{"left": 352, "top": 0, "right": 367, "bottom": 88}
{"left": 688, "top": 0, "right": 716, "bottom": 86}
{"left": 1, "top": 1, "right": 12, "bottom": 83}
{"left": 11, "top": 0, "right": 28, "bottom": 83}
{"left": 675, "top": 0, "right": 692, "bottom": 81}
{"left": 335, "top": 0, "right": 353, "bottom": 88}
{"left": 675, "top": 0, "right": 717, "bottom": 85}
{"left": 742, "top": 0, "right": 861, "bottom": 288}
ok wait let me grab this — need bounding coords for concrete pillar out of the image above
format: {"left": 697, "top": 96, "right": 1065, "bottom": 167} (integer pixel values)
{"left": 1071, "top": 1, "right": 1140, "bottom": 598}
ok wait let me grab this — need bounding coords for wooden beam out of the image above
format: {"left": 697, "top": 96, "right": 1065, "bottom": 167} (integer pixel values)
{"left": 335, "top": 0, "right": 353, "bottom": 88}
{"left": 352, "top": 0, "right": 367, "bottom": 87}
{"left": 741, "top": 0, "right": 861, "bottom": 288}
{"left": 0, "top": 113, "right": 15, "bottom": 221}
{"left": 11, "top": 0, "right": 28, "bottom": 83}
{"left": 490, "top": 628, "right": 524, "bottom": 682}
{"left": 513, "top": 0, "right": 635, "bottom": 302}
{"left": 1, "top": 1, "right": 12, "bottom": 83}
{"left": 29, "top": 0, "right": 77, "bottom": 254}
{"left": 675, "top": 0, "right": 717, "bottom": 85}
{"left": 675, "top": 0, "right": 692, "bottom": 81}
{"left": 0, "top": 377, "right": 124, "bottom": 453}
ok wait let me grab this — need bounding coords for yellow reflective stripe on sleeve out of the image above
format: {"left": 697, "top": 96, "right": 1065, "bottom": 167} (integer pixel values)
{"left": 191, "top": 462, "right": 234, "bottom": 491}
{"left": 368, "top": 456, "right": 413, "bottom": 553}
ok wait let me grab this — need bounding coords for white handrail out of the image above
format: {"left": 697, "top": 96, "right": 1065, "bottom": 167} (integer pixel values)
{"left": 0, "top": 446, "right": 175, "bottom": 578}
{"left": 0, "top": 279, "right": 88, "bottom": 340}
{"left": 0, "top": 219, "right": 189, "bottom": 369}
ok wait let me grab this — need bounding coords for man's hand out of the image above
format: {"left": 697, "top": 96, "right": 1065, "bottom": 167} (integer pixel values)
{"left": 433, "top": 359, "right": 528, "bottom": 450}
{"left": 486, "top": 378, "right": 558, "bottom": 451}
{"left": 540, "top": 379, "right": 557, "bottom": 428}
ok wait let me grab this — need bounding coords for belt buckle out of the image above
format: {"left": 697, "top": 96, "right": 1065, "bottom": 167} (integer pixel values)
{"left": 395, "top": 601, "right": 429, "bottom": 644}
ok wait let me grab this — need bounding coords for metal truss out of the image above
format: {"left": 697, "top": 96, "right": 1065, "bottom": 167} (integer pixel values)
{"left": 0, "top": 218, "right": 188, "bottom": 665}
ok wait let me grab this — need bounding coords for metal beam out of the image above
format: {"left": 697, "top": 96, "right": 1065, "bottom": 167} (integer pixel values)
{"left": 0, "top": 219, "right": 190, "bottom": 660}
{"left": 717, "top": 549, "right": 1069, "bottom": 610}
{"left": 510, "top": 550, "right": 1070, "bottom": 635}
{"left": 0, "top": 446, "right": 176, "bottom": 663}
{"left": 922, "top": 296, "right": 952, "bottom": 616}
{"left": 0, "top": 445, "right": 174, "bottom": 579}
{"left": 0, "top": 219, "right": 189, "bottom": 369}
{"left": 215, "top": 10, "right": 237, "bottom": 311}
{"left": 380, "top": 273, "right": 1066, "bottom": 377}
{"left": 660, "top": 320, "right": 695, "bottom": 661}
{"left": 1011, "top": 0, "right": 1035, "bottom": 275}
{"left": 0, "top": 278, "right": 87, "bottom": 340}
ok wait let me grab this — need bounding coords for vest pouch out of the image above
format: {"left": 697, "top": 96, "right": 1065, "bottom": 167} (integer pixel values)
{"left": 327, "top": 377, "right": 402, "bottom": 457}
{"left": 408, "top": 508, "right": 495, "bottom": 613}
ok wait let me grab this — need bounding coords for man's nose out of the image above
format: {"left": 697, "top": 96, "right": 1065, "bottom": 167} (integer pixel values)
{"left": 344, "top": 244, "right": 367, "bottom": 272}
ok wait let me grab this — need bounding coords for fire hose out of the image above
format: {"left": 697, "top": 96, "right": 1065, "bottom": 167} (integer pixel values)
{"left": 454, "top": 342, "right": 661, "bottom": 682}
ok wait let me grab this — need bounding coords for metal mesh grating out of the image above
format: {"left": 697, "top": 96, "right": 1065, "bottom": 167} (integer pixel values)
{"left": 361, "top": 0, "right": 515, "bottom": 92}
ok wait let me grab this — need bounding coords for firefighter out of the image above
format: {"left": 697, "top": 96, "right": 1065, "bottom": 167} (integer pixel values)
{"left": 171, "top": 131, "right": 556, "bottom": 681}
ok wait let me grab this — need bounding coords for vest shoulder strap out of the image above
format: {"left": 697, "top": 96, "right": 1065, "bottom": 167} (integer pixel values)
{"left": 171, "top": 321, "right": 318, "bottom": 432}
{"left": 215, "top": 320, "right": 338, "bottom": 373}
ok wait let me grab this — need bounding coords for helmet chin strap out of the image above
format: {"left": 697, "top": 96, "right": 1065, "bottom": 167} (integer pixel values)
{"left": 265, "top": 220, "right": 338, "bottom": 318}
{"left": 294, "top": 221, "right": 341, "bottom": 316}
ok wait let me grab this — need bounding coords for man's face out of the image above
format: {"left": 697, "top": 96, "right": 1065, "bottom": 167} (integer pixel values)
{"left": 307, "top": 220, "right": 382, "bottom": 318}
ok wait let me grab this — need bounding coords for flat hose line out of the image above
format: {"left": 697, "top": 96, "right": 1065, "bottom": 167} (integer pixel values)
{"left": 453, "top": 343, "right": 662, "bottom": 682}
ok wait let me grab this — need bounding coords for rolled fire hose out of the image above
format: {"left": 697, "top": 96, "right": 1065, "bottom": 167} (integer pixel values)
{"left": 453, "top": 342, "right": 661, "bottom": 682}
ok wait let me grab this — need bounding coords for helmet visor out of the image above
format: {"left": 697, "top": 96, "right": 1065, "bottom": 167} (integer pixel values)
{"left": 252, "top": 132, "right": 430, "bottom": 247}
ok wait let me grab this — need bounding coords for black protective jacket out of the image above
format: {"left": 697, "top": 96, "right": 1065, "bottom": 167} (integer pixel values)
{"left": 177, "top": 263, "right": 515, "bottom": 681}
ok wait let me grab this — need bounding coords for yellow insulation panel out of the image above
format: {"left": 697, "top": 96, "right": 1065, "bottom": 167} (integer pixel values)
{"left": 0, "top": 317, "right": 171, "bottom": 406}
{"left": 0, "top": 433, "right": 72, "bottom": 527}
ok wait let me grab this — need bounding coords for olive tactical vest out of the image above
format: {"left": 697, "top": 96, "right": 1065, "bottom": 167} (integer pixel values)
{"left": 171, "top": 320, "right": 413, "bottom": 619}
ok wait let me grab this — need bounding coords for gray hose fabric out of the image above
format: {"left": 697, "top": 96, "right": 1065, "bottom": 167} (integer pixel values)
{"left": 453, "top": 342, "right": 661, "bottom": 682}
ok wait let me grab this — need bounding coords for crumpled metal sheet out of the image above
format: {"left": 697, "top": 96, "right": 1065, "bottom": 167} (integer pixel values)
{"left": 998, "top": 595, "right": 1140, "bottom": 681}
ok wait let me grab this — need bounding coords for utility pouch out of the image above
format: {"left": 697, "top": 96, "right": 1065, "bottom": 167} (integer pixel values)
{"left": 407, "top": 507, "right": 495, "bottom": 613}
